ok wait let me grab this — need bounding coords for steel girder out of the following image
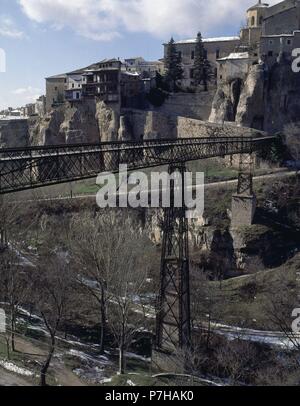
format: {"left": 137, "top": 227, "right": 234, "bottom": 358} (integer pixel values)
{"left": 0, "top": 136, "right": 273, "bottom": 195}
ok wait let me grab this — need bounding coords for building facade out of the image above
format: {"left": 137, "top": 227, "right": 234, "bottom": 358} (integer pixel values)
{"left": 124, "top": 57, "right": 165, "bottom": 77}
{"left": 263, "top": 0, "right": 300, "bottom": 36}
{"left": 163, "top": 37, "right": 240, "bottom": 88}
{"left": 45, "top": 74, "right": 67, "bottom": 112}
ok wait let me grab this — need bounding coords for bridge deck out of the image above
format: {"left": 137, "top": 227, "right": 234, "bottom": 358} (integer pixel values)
{"left": 0, "top": 136, "right": 275, "bottom": 195}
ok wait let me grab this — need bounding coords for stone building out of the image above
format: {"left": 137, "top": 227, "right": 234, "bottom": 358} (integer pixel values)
{"left": 35, "top": 95, "right": 46, "bottom": 117}
{"left": 163, "top": 37, "right": 240, "bottom": 88}
{"left": 124, "top": 57, "right": 165, "bottom": 77}
{"left": 260, "top": 31, "right": 300, "bottom": 67}
{"left": 217, "top": 52, "right": 255, "bottom": 83}
{"left": 45, "top": 73, "right": 67, "bottom": 112}
{"left": 240, "top": 1, "right": 269, "bottom": 48}
{"left": 217, "top": 0, "right": 300, "bottom": 81}
{"left": 82, "top": 59, "right": 122, "bottom": 104}
{"left": 262, "top": 0, "right": 300, "bottom": 36}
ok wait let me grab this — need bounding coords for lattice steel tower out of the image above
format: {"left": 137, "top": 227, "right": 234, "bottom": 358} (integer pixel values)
{"left": 156, "top": 163, "right": 191, "bottom": 352}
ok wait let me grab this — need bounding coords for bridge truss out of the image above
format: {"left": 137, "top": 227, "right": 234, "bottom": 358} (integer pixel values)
{"left": 0, "top": 137, "right": 271, "bottom": 195}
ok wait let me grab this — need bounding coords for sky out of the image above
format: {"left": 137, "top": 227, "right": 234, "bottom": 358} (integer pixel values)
{"left": 0, "top": 0, "right": 280, "bottom": 110}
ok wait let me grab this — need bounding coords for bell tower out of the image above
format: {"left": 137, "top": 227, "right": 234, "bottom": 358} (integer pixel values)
{"left": 246, "top": 0, "right": 269, "bottom": 28}
{"left": 240, "top": 1, "right": 269, "bottom": 47}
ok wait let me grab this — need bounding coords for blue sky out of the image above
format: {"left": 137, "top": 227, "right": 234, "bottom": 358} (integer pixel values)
{"left": 0, "top": 0, "right": 279, "bottom": 110}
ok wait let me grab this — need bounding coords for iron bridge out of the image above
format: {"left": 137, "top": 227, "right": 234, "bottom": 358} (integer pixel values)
{"left": 0, "top": 136, "right": 273, "bottom": 195}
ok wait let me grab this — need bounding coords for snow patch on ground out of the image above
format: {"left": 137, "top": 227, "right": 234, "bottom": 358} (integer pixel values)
{"left": 125, "top": 352, "right": 151, "bottom": 363}
{"left": 0, "top": 360, "right": 34, "bottom": 377}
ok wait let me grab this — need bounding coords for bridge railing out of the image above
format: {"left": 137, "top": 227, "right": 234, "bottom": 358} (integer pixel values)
{"left": 0, "top": 136, "right": 275, "bottom": 195}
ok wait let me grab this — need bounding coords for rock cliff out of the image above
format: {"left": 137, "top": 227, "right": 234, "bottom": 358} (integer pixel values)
{"left": 0, "top": 119, "right": 29, "bottom": 149}
{"left": 209, "top": 60, "right": 300, "bottom": 134}
{"left": 29, "top": 99, "right": 121, "bottom": 146}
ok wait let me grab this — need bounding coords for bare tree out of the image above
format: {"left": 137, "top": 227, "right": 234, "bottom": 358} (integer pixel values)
{"left": 70, "top": 210, "right": 153, "bottom": 372}
{"left": 30, "top": 254, "right": 73, "bottom": 386}
{"left": 0, "top": 249, "right": 30, "bottom": 352}
{"left": 107, "top": 222, "right": 151, "bottom": 374}
{"left": 216, "top": 339, "right": 257, "bottom": 385}
{"left": 190, "top": 267, "right": 222, "bottom": 351}
{"left": 69, "top": 210, "right": 115, "bottom": 354}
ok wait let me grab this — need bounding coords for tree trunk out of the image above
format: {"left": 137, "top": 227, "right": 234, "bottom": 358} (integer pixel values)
{"left": 5, "top": 336, "right": 10, "bottom": 360}
{"left": 40, "top": 335, "right": 55, "bottom": 386}
{"left": 99, "top": 286, "right": 106, "bottom": 355}
{"left": 119, "top": 343, "right": 125, "bottom": 375}
{"left": 10, "top": 310, "right": 16, "bottom": 352}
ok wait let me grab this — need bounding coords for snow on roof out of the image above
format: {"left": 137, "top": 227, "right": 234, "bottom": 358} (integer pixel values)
{"left": 218, "top": 52, "right": 249, "bottom": 61}
{"left": 122, "top": 71, "right": 140, "bottom": 76}
{"left": 173, "top": 36, "right": 240, "bottom": 45}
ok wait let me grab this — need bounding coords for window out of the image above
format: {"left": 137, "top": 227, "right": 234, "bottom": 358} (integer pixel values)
{"left": 178, "top": 51, "right": 182, "bottom": 59}
{"left": 204, "top": 49, "right": 208, "bottom": 59}
{"left": 251, "top": 16, "right": 255, "bottom": 26}
{"left": 259, "top": 16, "right": 263, "bottom": 25}
{"left": 191, "top": 50, "right": 195, "bottom": 60}
{"left": 269, "top": 40, "right": 273, "bottom": 45}
{"left": 268, "top": 51, "right": 273, "bottom": 57}
{"left": 216, "top": 49, "right": 220, "bottom": 59}
{"left": 287, "top": 39, "right": 292, "bottom": 45}
{"left": 190, "top": 69, "right": 194, "bottom": 79}
{"left": 54, "top": 86, "right": 58, "bottom": 91}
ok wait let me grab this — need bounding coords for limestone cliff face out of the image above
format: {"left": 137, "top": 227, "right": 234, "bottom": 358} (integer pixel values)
{"left": 29, "top": 100, "right": 120, "bottom": 146}
{"left": 96, "top": 101, "right": 120, "bottom": 142}
{"left": 209, "top": 79, "right": 242, "bottom": 124}
{"left": 209, "top": 61, "right": 300, "bottom": 133}
{"left": 235, "top": 65, "right": 265, "bottom": 130}
{"left": 0, "top": 119, "right": 29, "bottom": 148}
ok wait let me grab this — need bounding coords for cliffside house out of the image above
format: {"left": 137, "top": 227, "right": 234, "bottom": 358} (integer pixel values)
{"left": 45, "top": 73, "right": 67, "bottom": 112}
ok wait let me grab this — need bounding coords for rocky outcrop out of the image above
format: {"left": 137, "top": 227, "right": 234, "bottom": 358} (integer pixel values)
{"left": 96, "top": 101, "right": 120, "bottom": 142}
{"left": 209, "top": 79, "right": 242, "bottom": 124}
{"left": 210, "top": 60, "right": 300, "bottom": 133}
{"left": 235, "top": 65, "right": 265, "bottom": 129}
{"left": 29, "top": 99, "right": 120, "bottom": 146}
{"left": 0, "top": 119, "right": 29, "bottom": 148}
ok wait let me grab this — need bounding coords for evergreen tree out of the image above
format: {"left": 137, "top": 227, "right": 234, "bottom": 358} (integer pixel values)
{"left": 193, "top": 32, "right": 213, "bottom": 91}
{"left": 164, "top": 37, "right": 184, "bottom": 91}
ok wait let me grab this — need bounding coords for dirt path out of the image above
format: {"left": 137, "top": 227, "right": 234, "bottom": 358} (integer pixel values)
{"left": 4, "top": 337, "right": 87, "bottom": 386}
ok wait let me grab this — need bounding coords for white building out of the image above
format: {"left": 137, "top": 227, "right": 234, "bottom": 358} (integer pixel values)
{"left": 217, "top": 52, "right": 255, "bottom": 82}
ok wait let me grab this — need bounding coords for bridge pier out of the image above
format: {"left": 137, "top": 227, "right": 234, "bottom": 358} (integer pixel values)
{"left": 231, "top": 153, "right": 256, "bottom": 228}
{"left": 153, "top": 163, "right": 191, "bottom": 372}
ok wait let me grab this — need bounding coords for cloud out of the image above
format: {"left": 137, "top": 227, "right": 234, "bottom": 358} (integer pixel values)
{"left": 12, "top": 86, "right": 42, "bottom": 104}
{"left": 0, "top": 15, "right": 24, "bottom": 39}
{"left": 12, "top": 86, "right": 41, "bottom": 95}
{"left": 19, "top": 0, "right": 280, "bottom": 41}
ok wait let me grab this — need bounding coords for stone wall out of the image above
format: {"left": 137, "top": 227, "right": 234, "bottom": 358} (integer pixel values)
{"left": 122, "top": 109, "right": 176, "bottom": 140}
{"left": 150, "top": 91, "right": 215, "bottom": 121}
{"left": 123, "top": 108, "right": 265, "bottom": 141}
{"left": 0, "top": 119, "right": 29, "bottom": 148}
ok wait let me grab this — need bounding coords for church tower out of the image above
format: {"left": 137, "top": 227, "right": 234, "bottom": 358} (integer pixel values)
{"left": 240, "top": 1, "right": 269, "bottom": 47}
{"left": 246, "top": 0, "right": 269, "bottom": 28}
